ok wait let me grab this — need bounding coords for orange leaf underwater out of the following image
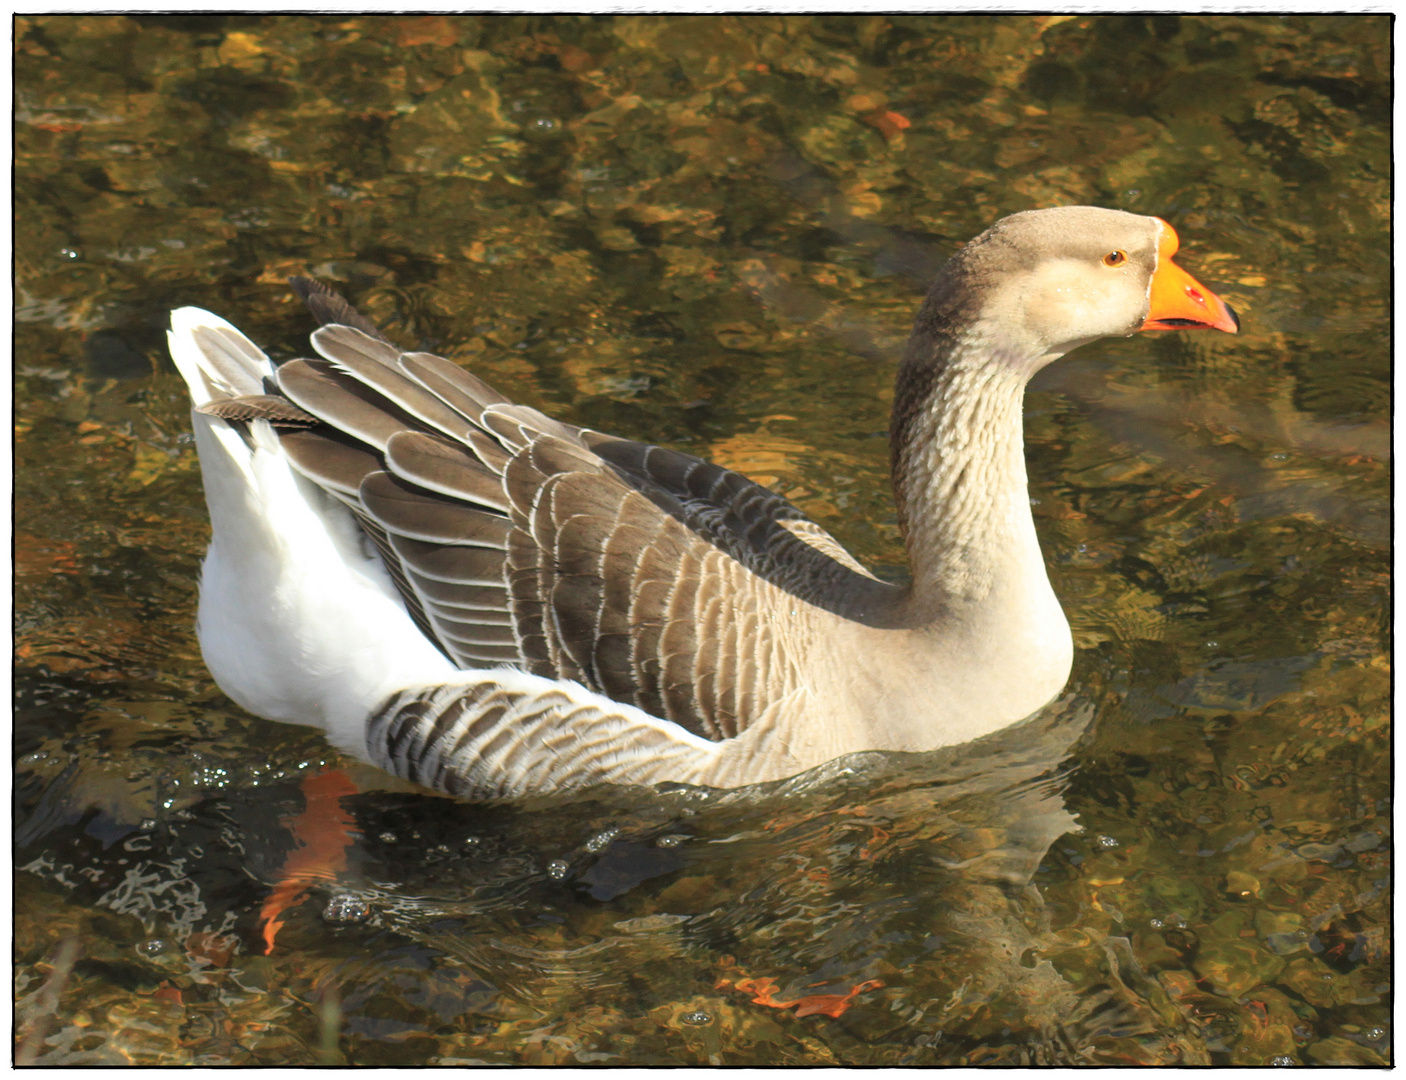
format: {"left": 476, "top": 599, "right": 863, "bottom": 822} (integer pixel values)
{"left": 257, "top": 769, "right": 360, "bottom": 954}
{"left": 732, "top": 975, "right": 884, "bottom": 1019}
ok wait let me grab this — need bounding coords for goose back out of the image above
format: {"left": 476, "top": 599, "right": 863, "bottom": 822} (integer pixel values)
{"left": 234, "top": 298, "right": 901, "bottom": 743}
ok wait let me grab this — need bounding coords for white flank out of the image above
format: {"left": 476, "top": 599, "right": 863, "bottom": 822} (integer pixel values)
{"left": 167, "top": 307, "right": 723, "bottom": 784}
{"left": 169, "top": 308, "right": 456, "bottom": 756}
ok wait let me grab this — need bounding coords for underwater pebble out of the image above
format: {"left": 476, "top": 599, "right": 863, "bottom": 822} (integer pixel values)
{"left": 546, "top": 859, "right": 571, "bottom": 880}
{"left": 614, "top": 913, "right": 689, "bottom": 933}
{"left": 1344, "top": 830, "right": 1380, "bottom": 853}
{"left": 1265, "top": 932, "right": 1309, "bottom": 955}
{"left": 323, "top": 895, "right": 371, "bottom": 923}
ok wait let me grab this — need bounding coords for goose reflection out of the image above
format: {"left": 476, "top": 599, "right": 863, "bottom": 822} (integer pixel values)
{"left": 16, "top": 697, "right": 1211, "bottom": 1065}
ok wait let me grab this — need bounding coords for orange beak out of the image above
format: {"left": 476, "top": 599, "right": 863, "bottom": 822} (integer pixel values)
{"left": 1141, "top": 219, "right": 1240, "bottom": 333}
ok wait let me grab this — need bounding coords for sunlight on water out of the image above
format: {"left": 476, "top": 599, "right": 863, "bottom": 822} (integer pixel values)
{"left": 15, "top": 14, "right": 1388, "bottom": 1066}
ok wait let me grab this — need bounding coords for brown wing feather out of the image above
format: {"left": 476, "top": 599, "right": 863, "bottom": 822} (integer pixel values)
{"left": 210, "top": 279, "right": 899, "bottom": 740}
{"left": 279, "top": 429, "right": 382, "bottom": 497}
{"left": 384, "top": 431, "right": 511, "bottom": 513}
{"left": 289, "top": 276, "right": 394, "bottom": 342}
{"left": 399, "top": 351, "right": 511, "bottom": 423}
{"left": 359, "top": 470, "right": 513, "bottom": 548}
{"left": 199, "top": 394, "right": 318, "bottom": 427}
{"left": 312, "top": 326, "right": 481, "bottom": 443}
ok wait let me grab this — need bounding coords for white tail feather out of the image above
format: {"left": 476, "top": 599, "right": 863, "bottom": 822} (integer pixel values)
{"left": 169, "top": 308, "right": 455, "bottom": 756}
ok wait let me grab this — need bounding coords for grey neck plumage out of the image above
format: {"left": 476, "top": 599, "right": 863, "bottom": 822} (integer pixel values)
{"left": 890, "top": 321, "right": 1048, "bottom": 625}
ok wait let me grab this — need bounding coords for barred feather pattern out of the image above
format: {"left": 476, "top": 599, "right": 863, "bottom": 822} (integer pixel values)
{"left": 255, "top": 318, "right": 899, "bottom": 743}
{"left": 366, "top": 680, "right": 722, "bottom": 800}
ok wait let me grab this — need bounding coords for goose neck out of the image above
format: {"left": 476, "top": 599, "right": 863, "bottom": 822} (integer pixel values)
{"left": 890, "top": 329, "right": 1046, "bottom": 616}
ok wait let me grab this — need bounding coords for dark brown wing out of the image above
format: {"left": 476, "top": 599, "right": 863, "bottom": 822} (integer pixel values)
{"left": 255, "top": 289, "right": 899, "bottom": 739}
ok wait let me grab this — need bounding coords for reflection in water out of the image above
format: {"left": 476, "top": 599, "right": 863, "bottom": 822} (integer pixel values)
{"left": 18, "top": 695, "right": 1201, "bottom": 1064}
{"left": 14, "top": 13, "right": 1389, "bottom": 1067}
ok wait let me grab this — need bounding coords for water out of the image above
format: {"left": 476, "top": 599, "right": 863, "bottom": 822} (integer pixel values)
{"left": 14, "top": 14, "right": 1389, "bottom": 1066}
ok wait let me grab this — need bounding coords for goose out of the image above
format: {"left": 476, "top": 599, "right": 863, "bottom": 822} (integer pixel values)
{"left": 168, "top": 206, "right": 1238, "bottom": 800}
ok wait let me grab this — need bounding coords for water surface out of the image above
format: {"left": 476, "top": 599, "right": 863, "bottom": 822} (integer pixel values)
{"left": 15, "top": 14, "right": 1389, "bottom": 1066}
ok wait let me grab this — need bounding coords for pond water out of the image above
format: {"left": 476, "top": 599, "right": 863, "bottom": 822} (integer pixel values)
{"left": 14, "top": 14, "right": 1390, "bottom": 1067}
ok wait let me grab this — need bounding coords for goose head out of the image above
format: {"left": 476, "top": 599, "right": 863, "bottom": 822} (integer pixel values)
{"left": 913, "top": 205, "right": 1240, "bottom": 376}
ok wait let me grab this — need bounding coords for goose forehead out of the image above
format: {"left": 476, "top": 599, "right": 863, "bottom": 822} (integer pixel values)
{"left": 987, "top": 206, "right": 1162, "bottom": 260}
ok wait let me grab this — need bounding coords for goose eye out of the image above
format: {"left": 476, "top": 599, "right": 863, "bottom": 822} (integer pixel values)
{"left": 1103, "top": 250, "right": 1127, "bottom": 267}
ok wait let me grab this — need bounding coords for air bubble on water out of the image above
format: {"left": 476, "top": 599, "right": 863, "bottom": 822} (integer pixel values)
{"left": 1367, "top": 1027, "right": 1385, "bottom": 1039}
{"left": 1269, "top": 1056, "right": 1295, "bottom": 1066}
{"left": 323, "top": 895, "right": 371, "bottom": 923}
{"left": 547, "top": 859, "right": 571, "bottom": 880}
{"left": 1097, "top": 835, "right": 1118, "bottom": 849}
{"left": 585, "top": 827, "right": 620, "bottom": 853}
{"left": 533, "top": 117, "right": 557, "bottom": 131}
{"left": 379, "top": 831, "right": 397, "bottom": 844}
{"left": 1149, "top": 917, "right": 1164, "bottom": 929}
{"left": 657, "top": 835, "right": 687, "bottom": 849}
{"left": 680, "top": 1011, "right": 712, "bottom": 1026}
{"left": 136, "top": 939, "right": 167, "bottom": 957}
{"left": 140, "top": 819, "right": 156, "bottom": 831}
